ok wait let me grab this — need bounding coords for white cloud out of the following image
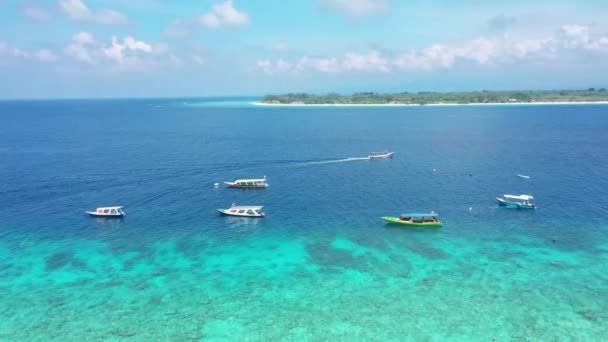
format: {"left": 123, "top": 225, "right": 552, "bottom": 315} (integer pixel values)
{"left": 457, "top": 38, "right": 498, "bottom": 64}
{"left": 73, "top": 31, "right": 95, "bottom": 45}
{"left": 64, "top": 31, "right": 97, "bottom": 64}
{"left": 510, "top": 37, "right": 553, "bottom": 58}
{"left": 557, "top": 24, "right": 590, "bottom": 48}
{"left": 12, "top": 48, "right": 30, "bottom": 59}
{"left": 262, "top": 51, "right": 390, "bottom": 73}
{"left": 258, "top": 59, "right": 293, "bottom": 74}
{"left": 169, "top": 54, "right": 184, "bottom": 67}
{"left": 393, "top": 45, "right": 455, "bottom": 71}
{"left": 34, "top": 49, "right": 58, "bottom": 62}
{"left": 586, "top": 36, "right": 608, "bottom": 50}
{"left": 192, "top": 55, "right": 205, "bottom": 64}
{"left": 200, "top": 13, "right": 221, "bottom": 28}
{"left": 23, "top": 6, "right": 52, "bottom": 21}
{"left": 257, "top": 24, "right": 608, "bottom": 74}
{"left": 103, "top": 36, "right": 152, "bottom": 64}
{"left": 319, "top": 0, "right": 390, "bottom": 17}
{"left": 63, "top": 32, "right": 167, "bottom": 70}
{"left": 59, "top": 0, "right": 129, "bottom": 26}
{"left": 0, "top": 42, "right": 58, "bottom": 63}
{"left": 200, "top": 0, "right": 249, "bottom": 29}
{"left": 343, "top": 50, "right": 389, "bottom": 72}
{"left": 297, "top": 56, "right": 341, "bottom": 73}
{"left": 152, "top": 43, "right": 169, "bottom": 55}
{"left": 257, "top": 59, "right": 272, "bottom": 72}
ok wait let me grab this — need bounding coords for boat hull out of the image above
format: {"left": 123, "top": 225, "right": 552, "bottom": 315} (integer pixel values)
{"left": 86, "top": 212, "right": 124, "bottom": 218}
{"left": 381, "top": 216, "right": 442, "bottom": 227}
{"left": 218, "top": 209, "right": 264, "bottom": 218}
{"left": 224, "top": 182, "right": 268, "bottom": 189}
{"left": 496, "top": 198, "right": 535, "bottom": 209}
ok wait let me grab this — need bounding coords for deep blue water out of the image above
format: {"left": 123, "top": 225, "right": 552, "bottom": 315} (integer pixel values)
{"left": 1, "top": 98, "right": 608, "bottom": 340}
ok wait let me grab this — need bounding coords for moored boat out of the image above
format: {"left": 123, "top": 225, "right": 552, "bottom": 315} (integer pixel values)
{"left": 86, "top": 206, "right": 125, "bottom": 218}
{"left": 496, "top": 194, "right": 536, "bottom": 209}
{"left": 218, "top": 205, "right": 265, "bottom": 217}
{"left": 368, "top": 151, "right": 394, "bottom": 159}
{"left": 224, "top": 178, "right": 268, "bottom": 188}
{"left": 382, "top": 212, "right": 442, "bottom": 227}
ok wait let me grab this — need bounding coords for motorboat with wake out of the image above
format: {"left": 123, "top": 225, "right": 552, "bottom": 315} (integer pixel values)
{"left": 368, "top": 151, "right": 394, "bottom": 159}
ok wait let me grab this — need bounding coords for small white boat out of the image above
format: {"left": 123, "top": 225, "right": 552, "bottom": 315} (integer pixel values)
{"left": 218, "top": 205, "right": 265, "bottom": 217}
{"left": 224, "top": 178, "right": 268, "bottom": 188}
{"left": 86, "top": 206, "right": 125, "bottom": 218}
{"left": 517, "top": 174, "right": 531, "bottom": 179}
{"left": 368, "top": 151, "right": 394, "bottom": 159}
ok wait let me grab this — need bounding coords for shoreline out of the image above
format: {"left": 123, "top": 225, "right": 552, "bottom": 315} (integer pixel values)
{"left": 252, "top": 101, "right": 608, "bottom": 107}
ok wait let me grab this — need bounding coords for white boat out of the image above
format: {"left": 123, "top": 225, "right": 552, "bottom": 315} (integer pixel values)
{"left": 496, "top": 194, "right": 536, "bottom": 209}
{"left": 224, "top": 178, "right": 268, "bottom": 188}
{"left": 517, "top": 174, "right": 531, "bottom": 179}
{"left": 218, "top": 205, "right": 265, "bottom": 217}
{"left": 368, "top": 151, "right": 394, "bottom": 159}
{"left": 86, "top": 206, "right": 125, "bottom": 218}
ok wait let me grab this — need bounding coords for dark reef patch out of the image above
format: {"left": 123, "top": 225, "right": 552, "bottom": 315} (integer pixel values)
{"left": 306, "top": 241, "right": 365, "bottom": 271}
{"left": 45, "top": 251, "right": 75, "bottom": 271}
{"left": 401, "top": 239, "right": 450, "bottom": 260}
{"left": 70, "top": 258, "right": 89, "bottom": 271}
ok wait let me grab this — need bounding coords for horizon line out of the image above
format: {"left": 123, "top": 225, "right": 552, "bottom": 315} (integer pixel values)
{"left": 0, "top": 87, "right": 605, "bottom": 102}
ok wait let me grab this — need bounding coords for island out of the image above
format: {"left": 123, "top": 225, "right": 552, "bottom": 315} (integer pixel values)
{"left": 259, "top": 88, "right": 608, "bottom": 106}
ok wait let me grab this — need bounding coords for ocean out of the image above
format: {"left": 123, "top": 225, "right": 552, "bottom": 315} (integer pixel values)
{"left": 1, "top": 98, "right": 607, "bottom": 340}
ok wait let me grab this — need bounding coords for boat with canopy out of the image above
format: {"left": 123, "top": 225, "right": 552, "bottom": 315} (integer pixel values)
{"left": 218, "top": 205, "right": 265, "bottom": 217}
{"left": 224, "top": 178, "right": 268, "bottom": 188}
{"left": 496, "top": 194, "right": 536, "bottom": 209}
{"left": 381, "top": 212, "right": 442, "bottom": 226}
{"left": 86, "top": 206, "right": 125, "bottom": 218}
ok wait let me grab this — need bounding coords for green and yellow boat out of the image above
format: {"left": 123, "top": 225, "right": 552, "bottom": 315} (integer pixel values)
{"left": 382, "top": 213, "right": 443, "bottom": 227}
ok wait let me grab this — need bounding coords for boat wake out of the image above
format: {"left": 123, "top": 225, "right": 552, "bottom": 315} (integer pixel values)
{"left": 298, "top": 157, "right": 371, "bottom": 165}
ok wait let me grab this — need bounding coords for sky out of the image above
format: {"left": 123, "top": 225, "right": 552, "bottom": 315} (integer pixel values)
{"left": 1, "top": 0, "right": 608, "bottom": 98}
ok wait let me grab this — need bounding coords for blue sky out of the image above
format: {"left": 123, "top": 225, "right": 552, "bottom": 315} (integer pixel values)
{"left": 1, "top": 0, "right": 608, "bottom": 98}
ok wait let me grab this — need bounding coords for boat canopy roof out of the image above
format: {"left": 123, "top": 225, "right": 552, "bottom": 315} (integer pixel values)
{"left": 236, "top": 179, "right": 267, "bottom": 182}
{"left": 400, "top": 212, "right": 438, "bottom": 217}
{"left": 97, "top": 206, "right": 123, "bottom": 210}
{"left": 504, "top": 194, "right": 534, "bottom": 200}
{"left": 230, "top": 206, "right": 264, "bottom": 210}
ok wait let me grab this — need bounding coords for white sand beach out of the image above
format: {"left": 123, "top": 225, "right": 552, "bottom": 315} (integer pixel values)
{"left": 252, "top": 101, "right": 608, "bottom": 107}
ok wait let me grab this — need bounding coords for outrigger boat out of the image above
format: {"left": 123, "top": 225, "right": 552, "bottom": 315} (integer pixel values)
{"left": 496, "top": 194, "right": 536, "bottom": 209}
{"left": 86, "top": 206, "right": 125, "bottom": 218}
{"left": 218, "top": 205, "right": 265, "bottom": 218}
{"left": 368, "top": 151, "right": 394, "bottom": 159}
{"left": 382, "top": 212, "right": 442, "bottom": 227}
{"left": 224, "top": 178, "right": 268, "bottom": 188}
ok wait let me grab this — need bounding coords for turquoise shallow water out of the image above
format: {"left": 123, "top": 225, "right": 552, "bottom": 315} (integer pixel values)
{"left": 2, "top": 227, "right": 608, "bottom": 340}
{"left": 1, "top": 99, "right": 608, "bottom": 340}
